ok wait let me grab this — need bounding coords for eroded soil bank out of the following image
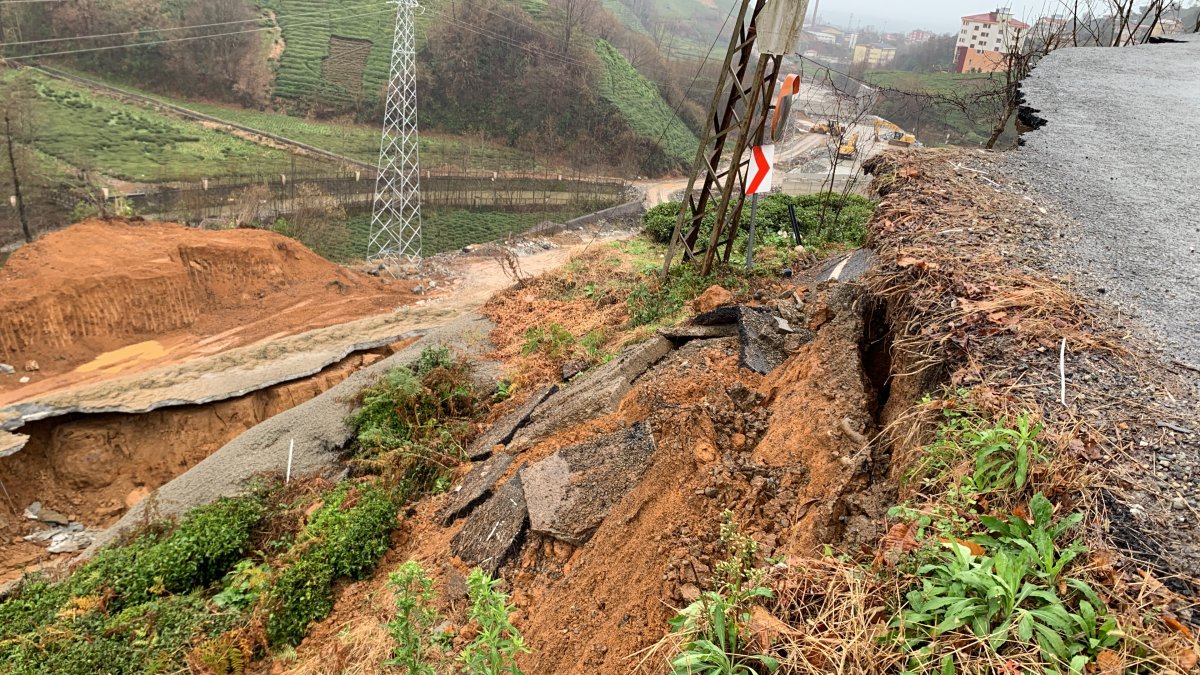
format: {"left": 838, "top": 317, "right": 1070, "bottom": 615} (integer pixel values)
{"left": 0, "top": 339, "right": 415, "bottom": 585}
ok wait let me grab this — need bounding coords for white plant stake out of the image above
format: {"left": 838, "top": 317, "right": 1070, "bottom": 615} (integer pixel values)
{"left": 286, "top": 438, "right": 294, "bottom": 485}
{"left": 1059, "top": 338, "right": 1067, "bottom": 406}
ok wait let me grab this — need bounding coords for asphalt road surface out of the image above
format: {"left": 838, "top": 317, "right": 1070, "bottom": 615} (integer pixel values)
{"left": 1010, "top": 36, "right": 1200, "bottom": 364}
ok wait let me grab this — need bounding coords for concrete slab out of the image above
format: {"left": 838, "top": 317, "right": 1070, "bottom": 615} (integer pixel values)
{"left": 87, "top": 313, "right": 500, "bottom": 554}
{"left": 509, "top": 337, "right": 672, "bottom": 451}
{"left": 522, "top": 422, "right": 657, "bottom": 546}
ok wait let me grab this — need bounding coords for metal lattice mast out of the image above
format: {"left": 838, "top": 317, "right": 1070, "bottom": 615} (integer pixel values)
{"left": 369, "top": 0, "right": 423, "bottom": 261}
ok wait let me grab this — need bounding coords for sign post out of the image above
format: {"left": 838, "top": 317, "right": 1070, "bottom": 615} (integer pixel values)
{"left": 745, "top": 144, "right": 774, "bottom": 269}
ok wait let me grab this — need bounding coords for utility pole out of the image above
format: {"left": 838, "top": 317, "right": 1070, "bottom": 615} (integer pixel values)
{"left": 369, "top": 0, "right": 423, "bottom": 262}
{"left": 661, "top": 0, "right": 809, "bottom": 277}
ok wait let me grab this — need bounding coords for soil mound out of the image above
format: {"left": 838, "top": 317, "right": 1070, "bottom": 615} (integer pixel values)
{"left": 0, "top": 219, "right": 414, "bottom": 394}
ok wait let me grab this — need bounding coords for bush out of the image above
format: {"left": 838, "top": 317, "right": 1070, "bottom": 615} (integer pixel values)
{"left": 643, "top": 193, "right": 876, "bottom": 250}
{"left": 69, "top": 495, "right": 265, "bottom": 607}
{"left": 266, "top": 482, "right": 399, "bottom": 646}
{"left": 642, "top": 201, "right": 681, "bottom": 243}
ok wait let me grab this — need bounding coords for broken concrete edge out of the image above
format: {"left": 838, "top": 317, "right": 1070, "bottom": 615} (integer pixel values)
{"left": 508, "top": 336, "right": 673, "bottom": 451}
{"left": 0, "top": 329, "right": 430, "bottom": 434}
{"left": 80, "top": 314, "right": 498, "bottom": 560}
{"left": 465, "top": 384, "right": 560, "bottom": 460}
{"left": 0, "top": 430, "right": 27, "bottom": 459}
{"left": 439, "top": 452, "right": 515, "bottom": 526}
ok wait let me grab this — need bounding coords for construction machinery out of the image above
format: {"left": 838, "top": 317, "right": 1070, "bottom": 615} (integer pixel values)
{"left": 837, "top": 131, "right": 860, "bottom": 159}
{"left": 873, "top": 119, "right": 916, "bottom": 146}
{"left": 810, "top": 119, "right": 845, "bottom": 136}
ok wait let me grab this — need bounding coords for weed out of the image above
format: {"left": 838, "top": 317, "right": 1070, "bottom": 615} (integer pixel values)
{"left": 667, "top": 512, "right": 779, "bottom": 675}
{"left": 580, "top": 329, "right": 610, "bottom": 361}
{"left": 458, "top": 569, "right": 529, "bottom": 675}
{"left": 521, "top": 323, "right": 575, "bottom": 360}
{"left": 348, "top": 349, "right": 479, "bottom": 495}
{"left": 213, "top": 559, "right": 272, "bottom": 610}
{"left": 493, "top": 379, "right": 514, "bottom": 403}
{"left": 385, "top": 561, "right": 444, "bottom": 674}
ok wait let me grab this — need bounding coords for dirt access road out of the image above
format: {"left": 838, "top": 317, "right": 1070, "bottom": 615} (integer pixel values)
{"left": 1011, "top": 36, "right": 1200, "bottom": 366}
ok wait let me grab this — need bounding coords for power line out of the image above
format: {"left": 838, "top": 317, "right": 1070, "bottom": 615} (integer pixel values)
{"left": 0, "top": 8, "right": 394, "bottom": 60}
{"left": 0, "top": 5, "right": 392, "bottom": 49}
{"left": 648, "top": 0, "right": 737, "bottom": 150}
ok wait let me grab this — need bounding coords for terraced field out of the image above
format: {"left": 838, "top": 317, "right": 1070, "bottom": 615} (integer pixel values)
{"left": 9, "top": 71, "right": 324, "bottom": 183}
{"left": 594, "top": 40, "right": 697, "bottom": 168}
{"left": 258, "top": 0, "right": 442, "bottom": 109}
{"left": 319, "top": 208, "right": 593, "bottom": 260}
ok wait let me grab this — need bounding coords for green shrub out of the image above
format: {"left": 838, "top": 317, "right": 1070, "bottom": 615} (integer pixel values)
{"left": 385, "top": 561, "right": 444, "bottom": 674}
{"left": 644, "top": 193, "right": 876, "bottom": 251}
{"left": 643, "top": 201, "right": 681, "bottom": 243}
{"left": 266, "top": 482, "right": 399, "bottom": 646}
{"left": 68, "top": 495, "right": 264, "bottom": 608}
{"left": 458, "top": 569, "right": 529, "bottom": 675}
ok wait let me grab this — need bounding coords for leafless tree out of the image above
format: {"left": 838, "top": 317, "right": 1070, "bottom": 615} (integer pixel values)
{"left": 0, "top": 72, "right": 36, "bottom": 243}
{"left": 549, "top": 0, "right": 598, "bottom": 54}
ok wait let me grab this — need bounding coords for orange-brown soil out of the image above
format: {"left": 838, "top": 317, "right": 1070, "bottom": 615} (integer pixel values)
{"left": 273, "top": 279, "right": 895, "bottom": 674}
{"left": 0, "top": 219, "right": 416, "bottom": 400}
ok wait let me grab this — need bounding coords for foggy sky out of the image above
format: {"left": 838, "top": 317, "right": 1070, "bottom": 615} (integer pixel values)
{"left": 812, "top": 0, "right": 1072, "bottom": 33}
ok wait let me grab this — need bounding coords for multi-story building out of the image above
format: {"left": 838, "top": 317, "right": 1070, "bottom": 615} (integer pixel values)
{"left": 852, "top": 43, "right": 897, "bottom": 67}
{"left": 908, "top": 29, "right": 935, "bottom": 43}
{"left": 954, "top": 7, "right": 1029, "bottom": 72}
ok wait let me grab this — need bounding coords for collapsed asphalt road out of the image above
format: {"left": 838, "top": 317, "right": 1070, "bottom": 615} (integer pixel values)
{"left": 1010, "top": 36, "right": 1200, "bottom": 365}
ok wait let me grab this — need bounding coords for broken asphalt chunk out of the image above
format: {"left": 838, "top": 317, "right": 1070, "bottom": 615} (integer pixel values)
{"left": 523, "top": 422, "right": 657, "bottom": 546}
{"left": 450, "top": 473, "right": 528, "bottom": 575}
{"left": 440, "top": 452, "right": 513, "bottom": 526}
{"left": 465, "top": 385, "right": 558, "bottom": 460}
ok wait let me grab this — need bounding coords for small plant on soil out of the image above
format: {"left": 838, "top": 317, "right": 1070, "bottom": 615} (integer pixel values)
{"left": 667, "top": 512, "right": 779, "bottom": 675}
{"left": 385, "top": 561, "right": 444, "bottom": 674}
{"left": 459, "top": 569, "right": 529, "bottom": 675}
{"left": 890, "top": 495, "right": 1115, "bottom": 673}
{"left": 520, "top": 323, "right": 576, "bottom": 360}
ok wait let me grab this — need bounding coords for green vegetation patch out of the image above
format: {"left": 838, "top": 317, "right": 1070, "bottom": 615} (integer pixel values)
{"left": 10, "top": 71, "right": 318, "bottom": 182}
{"left": 642, "top": 192, "right": 876, "bottom": 250}
{"left": 0, "top": 492, "right": 268, "bottom": 673}
{"left": 594, "top": 39, "right": 698, "bottom": 168}
{"left": 265, "top": 481, "right": 399, "bottom": 645}
{"left": 323, "top": 207, "right": 595, "bottom": 261}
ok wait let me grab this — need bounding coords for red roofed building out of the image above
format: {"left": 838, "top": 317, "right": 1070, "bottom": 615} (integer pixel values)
{"left": 954, "top": 8, "right": 1030, "bottom": 72}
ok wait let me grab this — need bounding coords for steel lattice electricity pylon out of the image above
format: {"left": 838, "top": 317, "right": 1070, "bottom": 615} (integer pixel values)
{"left": 369, "top": 0, "right": 423, "bottom": 261}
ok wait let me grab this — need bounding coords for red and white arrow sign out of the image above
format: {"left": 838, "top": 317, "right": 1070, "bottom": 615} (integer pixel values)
{"left": 746, "top": 145, "right": 774, "bottom": 195}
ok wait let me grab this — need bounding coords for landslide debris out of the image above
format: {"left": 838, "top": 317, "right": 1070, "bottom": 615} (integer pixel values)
{"left": 0, "top": 218, "right": 415, "bottom": 395}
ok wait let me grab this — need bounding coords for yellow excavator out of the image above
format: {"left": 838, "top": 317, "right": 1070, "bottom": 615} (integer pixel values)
{"left": 810, "top": 119, "right": 845, "bottom": 136}
{"left": 837, "top": 132, "right": 860, "bottom": 159}
{"left": 873, "top": 119, "right": 916, "bottom": 146}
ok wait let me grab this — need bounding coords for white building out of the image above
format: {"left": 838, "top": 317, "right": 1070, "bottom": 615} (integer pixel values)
{"left": 954, "top": 8, "right": 1030, "bottom": 72}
